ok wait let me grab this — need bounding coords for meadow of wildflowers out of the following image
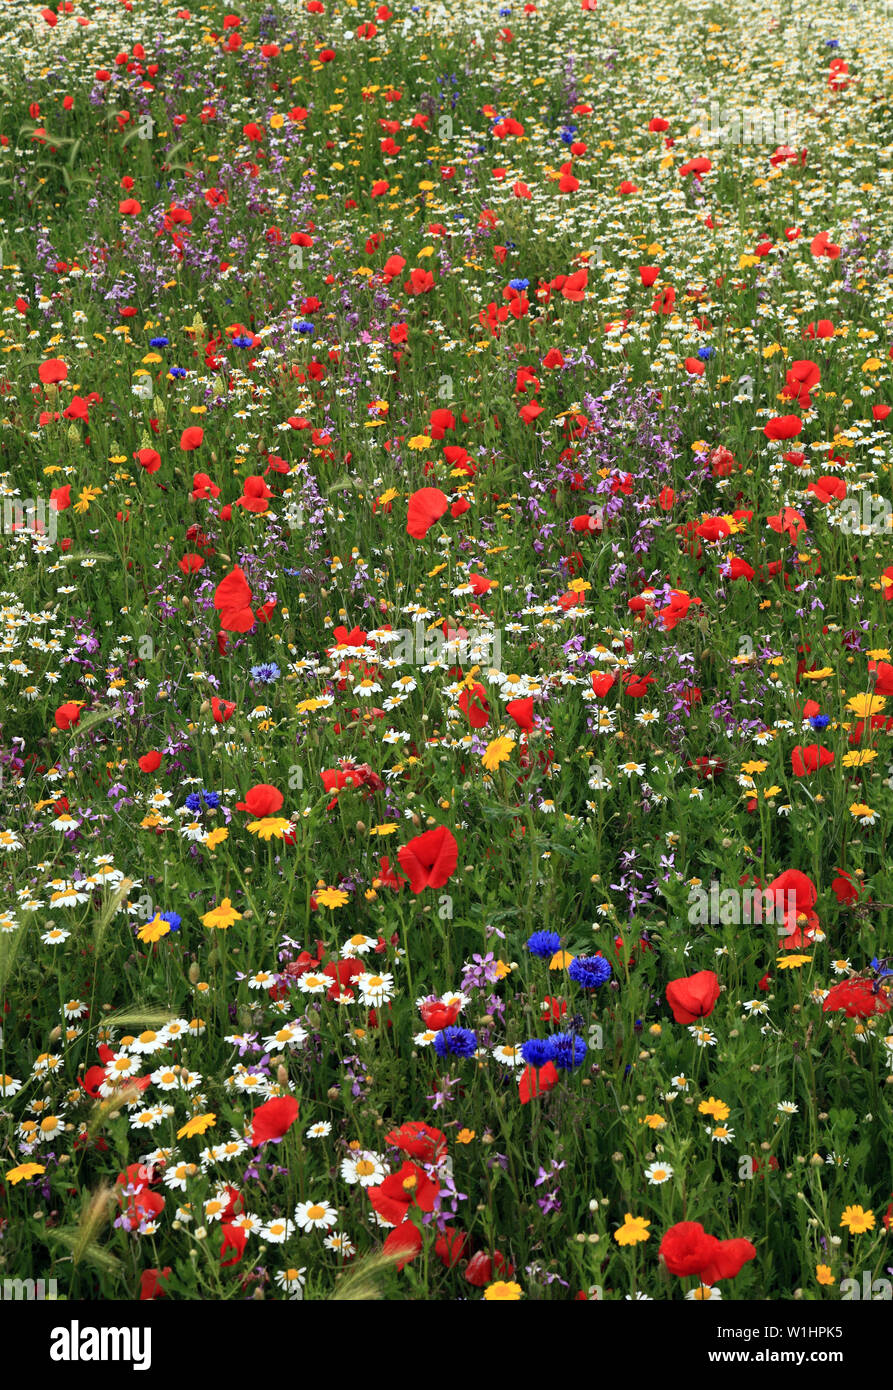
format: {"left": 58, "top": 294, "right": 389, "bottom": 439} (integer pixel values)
{"left": 1, "top": 0, "right": 893, "bottom": 1309}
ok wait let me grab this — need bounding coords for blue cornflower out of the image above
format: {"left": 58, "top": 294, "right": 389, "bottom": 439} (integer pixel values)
{"left": 232, "top": 334, "right": 254, "bottom": 348}
{"left": 826, "top": 38, "right": 840, "bottom": 47}
{"left": 201, "top": 789, "right": 221, "bottom": 808}
{"left": 168, "top": 366, "right": 187, "bottom": 378}
{"left": 526, "top": 929, "right": 561, "bottom": 958}
{"left": 809, "top": 714, "right": 830, "bottom": 730}
{"left": 547, "top": 1032, "right": 587, "bottom": 1070}
{"left": 508, "top": 277, "right": 530, "bottom": 291}
{"left": 295, "top": 321, "right": 315, "bottom": 335}
{"left": 433, "top": 1026, "right": 478, "bottom": 1058}
{"left": 160, "top": 911, "right": 182, "bottom": 933}
{"left": 184, "top": 792, "right": 203, "bottom": 812}
{"left": 149, "top": 336, "right": 169, "bottom": 348}
{"left": 520, "top": 1038, "right": 552, "bottom": 1068}
{"left": 568, "top": 955, "right": 612, "bottom": 990}
{"left": 499, "top": 6, "right": 511, "bottom": 13}
{"left": 250, "top": 662, "right": 281, "bottom": 684}
{"left": 697, "top": 346, "right": 715, "bottom": 361}
{"left": 559, "top": 127, "right": 577, "bottom": 144}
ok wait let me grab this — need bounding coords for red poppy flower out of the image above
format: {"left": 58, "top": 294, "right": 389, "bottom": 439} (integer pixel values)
{"left": 138, "top": 750, "right": 162, "bottom": 774}
{"left": 464, "top": 1249, "right": 514, "bottom": 1285}
{"left": 385, "top": 1121, "right": 447, "bottom": 1163}
{"left": 519, "top": 1060, "right": 559, "bottom": 1104}
{"left": 868, "top": 660, "right": 893, "bottom": 696}
{"left": 659, "top": 1221, "right": 755, "bottom": 1283}
{"left": 791, "top": 744, "right": 834, "bottom": 777}
{"left": 435, "top": 1227, "right": 468, "bottom": 1267}
{"left": 823, "top": 979, "right": 891, "bottom": 1018}
{"left": 368, "top": 1161, "right": 440, "bottom": 1227}
{"left": 831, "top": 869, "right": 861, "bottom": 905}
{"left": 139, "top": 1268, "right": 172, "bottom": 1300}
{"left": 458, "top": 682, "right": 490, "bottom": 728}
{"left": 179, "top": 426, "right": 204, "bottom": 450}
{"left": 235, "top": 783, "right": 283, "bottom": 816}
{"left": 211, "top": 696, "right": 236, "bottom": 723}
{"left": 420, "top": 999, "right": 461, "bottom": 1030}
{"left": 220, "top": 1223, "right": 247, "bottom": 1266}
{"left": 804, "top": 319, "right": 835, "bottom": 339}
{"left": 54, "top": 701, "right": 82, "bottom": 731}
{"left": 767, "top": 506, "right": 806, "bottom": 542}
{"left": 766, "top": 869, "right": 819, "bottom": 947}
{"left": 397, "top": 825, "right": 458, "bottom": 894}
{"left": 763, "top": 415, "right": 802, "bottom": 441}
{"left": 506, "top": 696, "right": 535, "bottom": 733}
{"left": 665, "top": 970, "right": 720, "bottom": 1025}
{"left": 250, "top": 1095, "right": 299, "bottom": 1145}
{"left": 214, "top": 566, "right": 255, "bottom": 631}
{"left": 406, "top": 487, "right": 449, "bottom": 539}
{"left": 38, "top": 357, "right": 68, "bottom": 384}
{"left": 382, "top": 1220, "right": 423, "bottom": 1269}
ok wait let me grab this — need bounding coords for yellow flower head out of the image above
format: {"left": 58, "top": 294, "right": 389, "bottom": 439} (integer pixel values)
{"left": 846, "top": 693, "right": 886, "bottom": 718}
{"left": 137, "top": 913, "right": 172, "bottom": 945}
{"left": 246, "top": 816, "right": 292, "bottom": 841}
{"left": 840, "top": 1205, "right": 874, "bottom": 1234}
{"left": 201, "top": 898, "right": 243, "bottom": 930}
{"left": 315, "top": 887, "right": 349, "bottom": 910}
{"left": 176, "top": 1113, "right": 216, "bottom": 1140}
{"left": 483, "top": 1280, "right": 523, "bottom": 1300}
{"left": 614, "top": 1213, "right": 651, "bottom": 1246}
{"left": 482, "top": 736, "right": 515, "bottom": 772}
{"left": 5, "top": 1162, "right": 46, "bottom": 1185}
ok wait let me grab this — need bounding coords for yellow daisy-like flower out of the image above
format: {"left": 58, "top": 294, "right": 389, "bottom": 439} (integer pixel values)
{"left": 136, "top": 913, "right": 172, "bottom": 945}
{"left": 246, "top": 816, "right": 292, "bottom": 841}
{"left": 74, "top": 487, "right": 103, "bottom": 514}
{"left": 176, "top": 1113, "right": 216, "bottom": 1139}
{"left": 614, "top": 1213, "right": 651, "bottom": 1246}
{"left": 549, "top": 950, "right": 574, "bottom": 970}
{"left": 800, "top": 667, "right": 833, "bottom": 680}
{"left": 816, "top": 1264, "right": 835, "bottom": 1286}
{"left": 5, "top": 1162, "right": 46, "bottom": 1185}
{"left": 775, "top": 954, "right": 812, "bottom": 969}
{"left": 493, "top": 960, "right": 512, "bottom": 980}
{"left": 369, "top": 823, "right": 399, "bottom": 836}
{"left": 407, "top": 434, "right": 432, "bottom": 450}
{"left": 456, "top": 1128, "right": 476, "bottom": 1144}
{"left": 483, "top": 1280, "right": 523, "bottom": 1300}
{"left": 640, "top": 1113, "right": 667, "bottom": 1130}
{"left": 205, "top": 826, "right": 228, "bottom": 849}
{"left": 840, "top": 1205, "right": 874, "bottom": 1234}
{"left": 842, "top": 750, "right": 877, "bottom": 767}
{"left": 482, "top": 735, "right": 515, "bottom": 772}
{"left": 698, "top": 1096, "right": 731, "bottom": 1122}
{"left": 201, "top": 898, "right": 243, "bottom": 930}
{"left": 315, "top": 886, "right": 349, "bottom": 909}
{"left": 846, "top": 693, "right": 886, "bottom": 718}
